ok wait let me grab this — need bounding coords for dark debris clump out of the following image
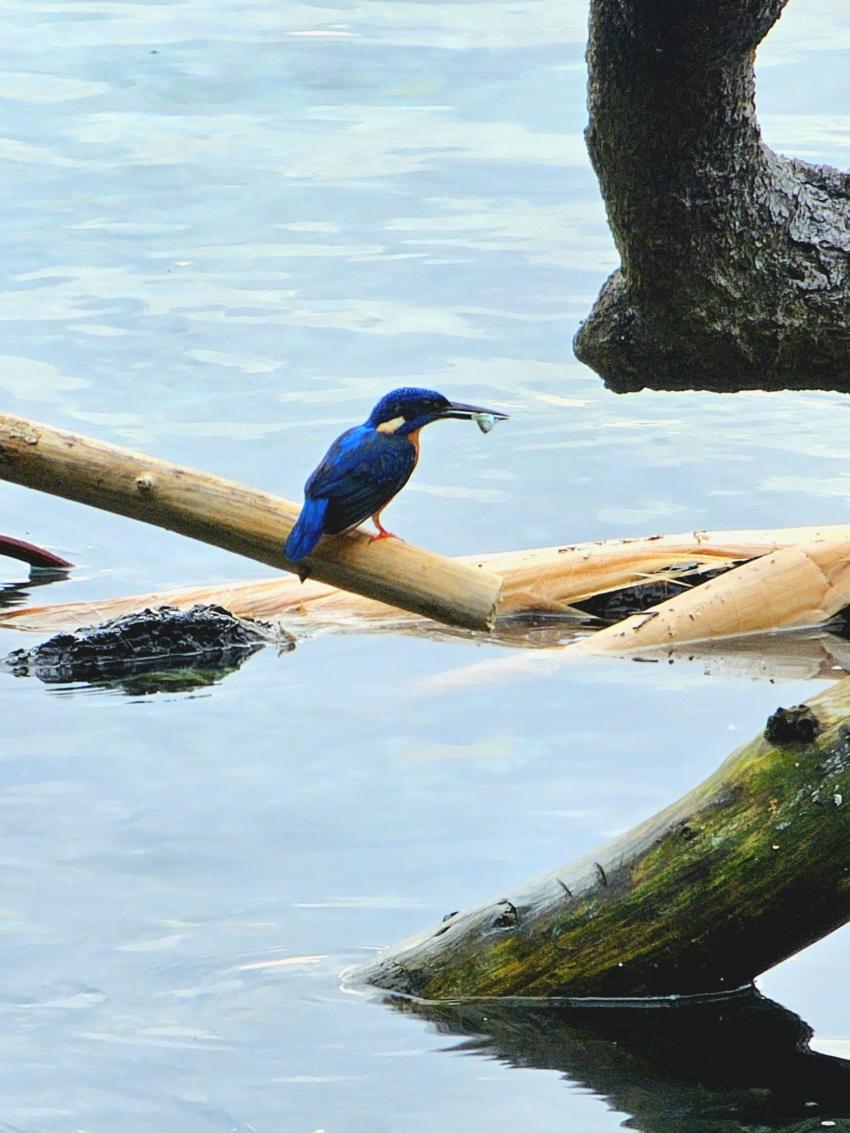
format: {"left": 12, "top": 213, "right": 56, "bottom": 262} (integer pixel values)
{"left": 574, "top": 563, "right": 746, "bottom": 624}
{"left": 2, "top": 604, "right": 292, "bottom": 689}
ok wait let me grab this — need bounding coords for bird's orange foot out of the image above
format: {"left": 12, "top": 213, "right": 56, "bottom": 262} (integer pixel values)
{"left": 370, "top": 527, "right": 401, "bottom": 543}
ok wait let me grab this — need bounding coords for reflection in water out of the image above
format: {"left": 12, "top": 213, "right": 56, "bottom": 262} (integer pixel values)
{"left": 1, "top": 645, "right": 267, "bottom": 696}
{"left": 393, "top": 987, "right": 850, "bottom": 1132}
{"left": 40, "top": 658, "right": 263, "bottom": 697}
{"left": 0, "top": 565, "right": 70, "bottom": 610}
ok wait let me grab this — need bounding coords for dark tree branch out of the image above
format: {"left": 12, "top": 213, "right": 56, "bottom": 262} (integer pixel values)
{"left": 575, "top": 0, "right": 850, "bottom": 392}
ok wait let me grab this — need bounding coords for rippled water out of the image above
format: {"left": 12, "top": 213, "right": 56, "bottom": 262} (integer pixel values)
{"left": 2, "top": 2, "right": 850, "bottom": 1129}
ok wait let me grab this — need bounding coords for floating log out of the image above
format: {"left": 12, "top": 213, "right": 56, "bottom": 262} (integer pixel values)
{"left": 574, "top": 539, "right": 850, "bottom": 655}
{"left": 6, "top": 524, "right": 850, "bottom": 637}
{"left": 350, "top": 677, "right": 850, "bottom": 998}
{"left": 0, "top": 411, "right": 502, "bottom": 631}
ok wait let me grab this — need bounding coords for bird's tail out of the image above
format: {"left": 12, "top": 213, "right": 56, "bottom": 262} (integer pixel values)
{"left": 284, "top": 498, "right": 328, "bottom": 562}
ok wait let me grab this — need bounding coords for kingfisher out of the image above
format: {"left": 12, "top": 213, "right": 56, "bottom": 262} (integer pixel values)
{"left": 284, "top": 386, "right": 508, "bottom": 565}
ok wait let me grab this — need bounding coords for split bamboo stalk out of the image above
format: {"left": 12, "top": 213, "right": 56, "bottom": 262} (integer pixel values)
{"left": 350, "top": 676, "right": 850, "bottom": 998}
{"left": 424, "top": 536, "right": 850, "bottom": 691}
{"left": 9, "top": 525, "right": 850, "bottom": 636}
{"left": 0, "top": 412, "right": 502, "bottom": 631}
{"left": 572, "top": 539, "right": 850, "bottom": 656}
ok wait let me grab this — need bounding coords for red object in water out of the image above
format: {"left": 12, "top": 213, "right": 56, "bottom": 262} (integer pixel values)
{"left": 0, "top": 534, "right": 73, "bottom": 569}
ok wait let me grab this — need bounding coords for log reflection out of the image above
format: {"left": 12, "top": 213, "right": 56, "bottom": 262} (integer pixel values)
{"left": 391, "top": 988, "right": 850, "bottom": 1132}
{"left": 0, "top": 566, "right": 70, "bottom": 611}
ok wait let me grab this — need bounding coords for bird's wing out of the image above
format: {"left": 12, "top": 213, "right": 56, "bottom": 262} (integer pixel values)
{"left": 305, "top": 427, "right": 417, "bottom": 534}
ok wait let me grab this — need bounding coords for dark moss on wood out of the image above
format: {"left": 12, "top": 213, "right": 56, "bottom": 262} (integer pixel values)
{"left": 764, "top": 704, "right": 821, "bottom": 745}
{"left": 573, "top": 562, "right": 744, "bottom": 624}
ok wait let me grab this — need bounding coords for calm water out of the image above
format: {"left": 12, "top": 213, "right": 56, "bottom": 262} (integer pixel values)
{"left": 2, "top": 2, "right": 850, "bottom": 1129}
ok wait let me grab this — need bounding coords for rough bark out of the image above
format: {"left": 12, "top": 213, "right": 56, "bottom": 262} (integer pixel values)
{"left": 574, "top": 0, "right": 850, "bottom": 393}
{"left": 351, "top": 677, "right": 850, "bottom": 998}
{"left": 392, "top": 989, "right": 850, "bottom": 1133}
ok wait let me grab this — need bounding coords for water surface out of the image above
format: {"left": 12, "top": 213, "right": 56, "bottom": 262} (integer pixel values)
{"left": 2, "top": 1, "right": 850, "bottom": 1129}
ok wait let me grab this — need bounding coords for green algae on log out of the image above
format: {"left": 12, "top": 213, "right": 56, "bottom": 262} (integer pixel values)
{"left": 351, "top": 678, "right": 850, "bottom": 998}
{"left": 574, "top": 0, "right": 850, "bottom": 393}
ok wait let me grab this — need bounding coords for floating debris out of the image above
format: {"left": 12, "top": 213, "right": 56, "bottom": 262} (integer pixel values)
{"left": 1, "top": 604, "right": 293, "bottom": 693}
{"left": 573, "top": 562, "right": 745, "bottom": 624}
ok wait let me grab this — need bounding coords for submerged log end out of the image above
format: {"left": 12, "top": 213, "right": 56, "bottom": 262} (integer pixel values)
{"left": 0, "top": 533, "right": 73, "bottom": 570}
{"left": 351, "top": 678, "right": 850, "bottom": 1000}
{"left": 572, "top": 273, "right": 761, "bottom": 394}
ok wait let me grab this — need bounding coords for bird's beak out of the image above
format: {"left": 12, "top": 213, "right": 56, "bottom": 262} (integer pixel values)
{"left": 439, "top": 400, "right": 510, "bottom": 423}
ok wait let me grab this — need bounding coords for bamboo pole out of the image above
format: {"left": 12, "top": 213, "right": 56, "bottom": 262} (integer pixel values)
{"left": 10, "top": 525, "right": 850, "bottom": 637}
{"left": 349, "top": 677, "right": 850, "bottom": 998}
{"left": 0, "top": 412, "right": 502, "bottom": 631}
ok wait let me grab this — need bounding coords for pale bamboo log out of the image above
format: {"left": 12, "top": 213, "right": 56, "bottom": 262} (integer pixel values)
{"left": 9, "top": 525, "right": 850, "bottom": 636}
{"left": 0, "top": 412, "right": 502, "bottom": 631}
{"left": 481, "top": 524, "right": 850, "bottom": 613}
{"left": 6, "top": 580, "right": 850, "bottom": 682}
{"left": 571, "top": 539, "right": 850, "bottom": 655}
{"left": 350, "top": 677, "right": 850, "bottom": 998}
{"left": 424, "top": 537, "right": 850, "bottom": 691}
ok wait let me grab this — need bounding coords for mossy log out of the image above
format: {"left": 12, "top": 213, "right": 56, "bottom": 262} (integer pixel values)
{"left": 393, "top": 989, "right": 850, "bottom": 1132}
{"left": 352, "top": 677, "right": 850, "bottom": 998}
{"left": 0, "top": 411, "right": 502, "bottom": 631}
{"left": 574, "top": 0, "right": 850, "bottom": 393}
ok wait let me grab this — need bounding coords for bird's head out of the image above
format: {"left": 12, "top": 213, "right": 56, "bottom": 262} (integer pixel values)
{"left": 366, "top": 387, "right": 508, "bottom": 436}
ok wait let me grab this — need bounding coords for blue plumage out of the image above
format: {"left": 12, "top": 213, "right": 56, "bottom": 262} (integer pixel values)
{"left": 284, "top": 387, "right": 508, "bottom": 567}
{"left": 284, "top": 496, "right": 329, "bottom": 562}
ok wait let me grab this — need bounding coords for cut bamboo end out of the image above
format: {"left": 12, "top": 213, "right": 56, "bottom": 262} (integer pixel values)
{"left": 0, "top": 412, "right": 502, "bottom": 631}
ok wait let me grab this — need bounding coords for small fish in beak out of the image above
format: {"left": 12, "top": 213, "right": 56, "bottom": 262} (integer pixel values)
{"left": 439, "top": 400, "right": 510, "bottom": 432}
{"left": 473, "top": 412, "right": 498, "bottom": 434}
